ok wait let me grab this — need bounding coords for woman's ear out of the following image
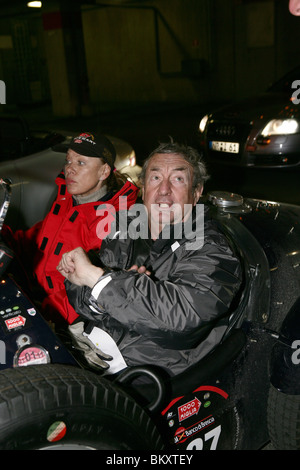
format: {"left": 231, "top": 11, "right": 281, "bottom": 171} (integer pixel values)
{"left": 99, "top": 163, "right": 111, "bottom": 181}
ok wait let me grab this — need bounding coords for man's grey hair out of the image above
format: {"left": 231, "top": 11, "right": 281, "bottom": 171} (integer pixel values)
{"left": 139, "top": 140, "right": 209, "bottom": 192}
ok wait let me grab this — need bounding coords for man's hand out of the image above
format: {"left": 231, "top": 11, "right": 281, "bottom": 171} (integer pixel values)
{"left": 128, "top": 265, "right": 151, "bottom": 276}
{"left": 57, "top": 247, "right": 104, "bottom": 288}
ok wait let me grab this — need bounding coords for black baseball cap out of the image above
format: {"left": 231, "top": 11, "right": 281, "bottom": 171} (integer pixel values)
{"left": 54, "top": 132, "right": 116, "bottom": 169}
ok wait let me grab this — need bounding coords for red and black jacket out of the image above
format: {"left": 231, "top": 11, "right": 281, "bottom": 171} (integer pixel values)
{"left": 8, "top": 172, "right": 139, "bottom": 324}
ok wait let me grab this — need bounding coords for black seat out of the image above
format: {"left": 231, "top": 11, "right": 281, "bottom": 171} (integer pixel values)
{"left": 114, "top": 328, "right": 246, "bottom": 414}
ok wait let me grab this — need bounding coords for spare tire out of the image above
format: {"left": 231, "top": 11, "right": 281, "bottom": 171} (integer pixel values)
{"left": 0, "top": 364, "right": 165, "bottom": 450}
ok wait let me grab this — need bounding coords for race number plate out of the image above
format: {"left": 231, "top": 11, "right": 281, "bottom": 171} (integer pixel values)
{"left": 14, "top": 345, "right": 50, "bottom": 367}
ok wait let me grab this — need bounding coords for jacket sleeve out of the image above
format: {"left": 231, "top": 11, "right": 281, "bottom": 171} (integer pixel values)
{"left": 86, "top": 236, "right": 242, "bottom": 349}
{"left": 2, "top": 221, "right": 42, "bottom": 267}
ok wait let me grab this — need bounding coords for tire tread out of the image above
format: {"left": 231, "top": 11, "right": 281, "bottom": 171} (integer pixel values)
{"left": 0, "top": 364, "right": 164, "bottom": 450}
{"left": 268, "top": 385, "right": 300, "bottom": 450}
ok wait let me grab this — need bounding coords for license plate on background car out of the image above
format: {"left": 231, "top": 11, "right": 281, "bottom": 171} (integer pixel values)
{"left": 210, "top": 141, "right": 239, "bottom": 154}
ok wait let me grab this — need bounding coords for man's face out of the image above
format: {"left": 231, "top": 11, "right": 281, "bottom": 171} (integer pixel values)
{"left": 289, "top": 0, "right": 300, "bottom": 15}
{"left": 142, "top": 152, "right": 202, "bottom": 238}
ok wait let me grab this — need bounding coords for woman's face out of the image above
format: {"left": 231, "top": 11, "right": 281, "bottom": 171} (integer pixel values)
{"left": 64, "top": 149, "right": 110, "bottom": 197}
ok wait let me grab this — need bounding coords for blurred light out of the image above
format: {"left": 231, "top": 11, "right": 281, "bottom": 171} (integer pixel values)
{"left": 287, "top": 250, "right": 300, "bottom": 257}
{"left": 129, "top": 150, "right": 136, "bottom": 167}
{"left": 27, "top": 1, "right": 42, "bottom": 7}
{"left": 199, "top": 114, "right": 209, "bottom": 133}
{"left": 261, "top": 119, "right": 299, "bottom": 136}
{"left": 245, "top": 144, "right": 257, "bottom": 152}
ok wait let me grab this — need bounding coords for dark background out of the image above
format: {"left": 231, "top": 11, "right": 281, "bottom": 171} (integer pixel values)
{"left": 0, "top": 0, "right": 299, "bottom": 204}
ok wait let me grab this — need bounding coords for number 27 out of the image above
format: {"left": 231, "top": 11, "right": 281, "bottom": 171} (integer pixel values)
{"left": 186, "top": 425, "right": 221, "bottom": 450}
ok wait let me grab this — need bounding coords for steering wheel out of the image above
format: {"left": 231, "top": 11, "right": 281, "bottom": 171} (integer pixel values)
{"left": 0, "top": 178, "right": 14, "bottom": 275}
{"left": 0, "top": 178, "right": 12, "bottom": 232}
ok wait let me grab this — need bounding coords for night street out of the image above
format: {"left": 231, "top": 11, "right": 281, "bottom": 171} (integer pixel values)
{"left": 37, "top": 102, "right": 300, "bottom": 206}
{"left": 0, "top": 0, "right": 300, "bottom": 451}
{"left": 100, "top": 104, "right": 300, "bottom": 206}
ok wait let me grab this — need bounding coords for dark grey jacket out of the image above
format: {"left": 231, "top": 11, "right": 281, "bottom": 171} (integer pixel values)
{"left": 66, "top": 205, "right": 242, "bottom": 376}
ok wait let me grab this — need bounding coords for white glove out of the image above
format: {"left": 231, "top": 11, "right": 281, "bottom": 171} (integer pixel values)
{"left": 68, "top": 321, "right": 113, "bottom": 370}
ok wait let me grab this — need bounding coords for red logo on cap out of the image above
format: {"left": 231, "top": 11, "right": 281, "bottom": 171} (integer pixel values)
{"left": 79, "top": 132, "right": 94, "bottom": 140}
{"left": 73, "top": 133, "right": 95, "bottom": 145}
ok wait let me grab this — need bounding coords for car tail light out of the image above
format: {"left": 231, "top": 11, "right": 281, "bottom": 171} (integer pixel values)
{"left": 246, "top": 144, "right": 257, "bottom": 152}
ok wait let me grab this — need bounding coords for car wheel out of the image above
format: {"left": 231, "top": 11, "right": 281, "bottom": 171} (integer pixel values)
{"left": 0, "top": 364, "right": 164, "bottom": 450}
{"left": 267, "top": 384, "right": 300, "bottom": 450}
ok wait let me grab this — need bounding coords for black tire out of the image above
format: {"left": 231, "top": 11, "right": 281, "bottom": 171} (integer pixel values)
{"left": 0, "top": 364, "right": 165, "bottom": 450}
{"left": 267, "top": 384, "right": 300, "bottom": 450}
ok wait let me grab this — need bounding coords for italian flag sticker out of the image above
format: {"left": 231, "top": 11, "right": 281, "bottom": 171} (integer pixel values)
{"left": 47, "top": 421, "right": 67, "bottom": 442}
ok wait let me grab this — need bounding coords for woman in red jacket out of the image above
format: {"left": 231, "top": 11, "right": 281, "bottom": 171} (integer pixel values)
{"left": 6, "top": 132, "right": 139, "bottom": 325}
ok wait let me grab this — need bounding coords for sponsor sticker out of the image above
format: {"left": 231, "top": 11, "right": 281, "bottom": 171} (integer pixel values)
{"left": 174, "top": 415, "right": 215, "bottom": 444}
{"left": 5, "top": 315, "right": 26, "bottom": 330}
{"left": 178, "top": 397, "right": 201, "bottom": 422}
{"left": 47, "top": 421, "right": 67, "bottom": 443}
{"left": 27, "top": 308, "right": 36, "bottom": 316}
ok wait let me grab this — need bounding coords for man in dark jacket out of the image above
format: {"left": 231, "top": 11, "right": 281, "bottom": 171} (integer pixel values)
{"left": 57, "top": 142, "right": 242, "bottom": 376}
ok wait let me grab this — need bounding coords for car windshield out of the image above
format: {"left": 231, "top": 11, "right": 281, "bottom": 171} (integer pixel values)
{"left": 267, "top": 66, "right": 300, "bottom": 93}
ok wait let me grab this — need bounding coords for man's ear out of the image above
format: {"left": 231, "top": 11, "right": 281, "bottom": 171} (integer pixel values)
{"left": 193, "top": 185, "right": 203, "bottom": 205}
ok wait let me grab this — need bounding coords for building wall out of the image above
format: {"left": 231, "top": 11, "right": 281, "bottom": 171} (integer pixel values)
{"left": 80, "top": 0, "right": 300, "bottom": 109}
{"left": 212, "top": 0, "right": 300, "bottom": 101}
{"left": 0, "top": 0, "right": 299, "bottom": 113}
{"left": 81, "top": 0, "right": 212, "bottom": 108}
{"left": 0, "top": 15, "right": 49, "bottom": 106}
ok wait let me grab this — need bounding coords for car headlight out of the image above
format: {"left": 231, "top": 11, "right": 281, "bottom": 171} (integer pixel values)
{"left": 261, "top": 119, "right": 299, "bottom": 136}
{"left": 199, "top": 114, "right": 209, "bottom": 133}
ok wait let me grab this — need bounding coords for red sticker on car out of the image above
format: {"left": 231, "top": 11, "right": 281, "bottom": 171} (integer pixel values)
{"left": 5, "top": 315, "right": 26, "bottom": 330}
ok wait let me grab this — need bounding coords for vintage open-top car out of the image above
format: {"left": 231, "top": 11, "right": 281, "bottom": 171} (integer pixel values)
{"left": 0, "top": 178, "right": 299, "bottom": 450}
